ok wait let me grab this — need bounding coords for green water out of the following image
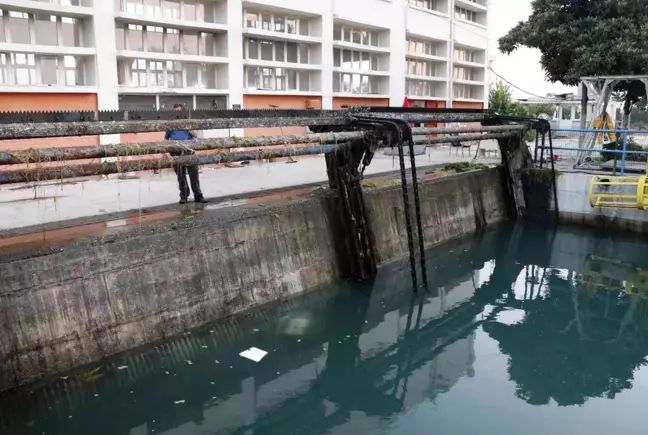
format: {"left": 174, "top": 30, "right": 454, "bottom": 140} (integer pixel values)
{"left": 3, "top": 224, "right": 648, "bottom": 435}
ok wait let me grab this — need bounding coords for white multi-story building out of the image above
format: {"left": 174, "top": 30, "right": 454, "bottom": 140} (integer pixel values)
{"left": 0, "top": 0, "right": 489, "bottom": 137}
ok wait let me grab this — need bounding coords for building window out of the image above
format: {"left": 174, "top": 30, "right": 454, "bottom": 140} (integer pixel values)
{"left": 166, "top": 28, "right": 180, "bottom": 53}
{"left": 407, "top": 38, "right": 444, "bottom": 57}
{"left": 63, "top": 55, "right": 82, "bottom": 85}
{"left": 130, "top": 58, "right": 147, "bottom": 86}
{"left": 333, "top": 72, "right": 381, "bottom": 94}
{"left": 454, "top": 84, "right": 479, "bottom": 99}
{"left": 407, "top": 59, "right": 441, "bottom": 77}
{"left": 243, "top": 10, "right": 309, "bottom": 36}
{"left": 118, "top": 24, "right": 221, "bottom": 56}
{"left": 0, "top": 52, "right": 88, "bottom": 86}
{"left": 333, "top": 24, "right": 380, "bottom": 47}
{"left": 561, "top": 107, "right": 572, "bottom": 121}
{"left": 244, "top": 38, "right": 311, "bottom": 64}
{"left": 406, "top": 79, "right": 441, "bottom": 97}
{"left": 6, "top": 11, "right": 84, "bottom": 46}
{"left": 454, "top": 47, "right": 482, "bottom": 63}
{"left": 453, "top": 66, "right": 477, "bottom": 81}
{"left": 147, "top": 26, "right": 164, "bottom": 53}
{"left": 244, "top": 66, "right": 310, "bottom": 91}
{"left": 334, "top": 48, "right": 381, "bottom": 71}
{"left": 119, "top": 57, "right": 219, "bottom": 89}
{"left": 455, "top": 6, "right": 477, "bottom": 23}
{"left": 166, "top": 60, "right": 182, "bottom": 88}
{"left": 120, "top": 0, "right": 215, "bottom": 22}
{"left": 408, "top": 0, "right": 441, "bottom": 12}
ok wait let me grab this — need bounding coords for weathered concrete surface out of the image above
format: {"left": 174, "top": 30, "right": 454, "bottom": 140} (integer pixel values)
{"left": 0, "top": 168, "right": 508, "bottom": 391}
{"left": 366, "top": 168, "right": 507, "bottom": 263}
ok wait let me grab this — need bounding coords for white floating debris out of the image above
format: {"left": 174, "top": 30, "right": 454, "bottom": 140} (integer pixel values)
{"left": 345, "top": 335, "right": 351, "bottom": 338}
{"left": 174, "top": 400, "right": 185, "bottom": 404}
{"left": 94, "top": 394, "right": 99, "bottom": 397}
{"left": 68, "top": 416, "right": 72, "bottom": 419}
{"left": 214, "top": 360, "right": 220, "bottom": 364}
{"left": 253, "top": 329, "right": 259, "bottom": 332}
{"left": 201, "top": 345, "right": 208, "bottom": 349}
{"left": 165, "top": 371, "right": 170, "bottom": 375}
{"left": 297, "top": 339, "right": 301, "bottom": 343}
{"left": 185, "top": 360, "right": 193, "bottom": 365}
{"left": 239, "top": 347, "right": 268, "bottom": 362}
{"left": 277, "top": 372, "right": 280, "bottom": 375}
{"left": 117, "top": 366, "right": 128, "bottom": 370}
{"left": 60, "top": 376, "right": 68, "bottom": 380}
{"left": 211, "top": 382, "right": 215, "bottom": 385}
{"left": 210, "top": 330, "right": 214, "bottom": 333}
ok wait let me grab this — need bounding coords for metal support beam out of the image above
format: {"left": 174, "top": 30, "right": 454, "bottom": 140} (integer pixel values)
{"left": 413, "top": 132, "right": 520, "bottom": 145}
{"left": 411, "top": 125, "right": 525, "bottom": 135}
{"left": 0, "top": 144, "right": 348, "bottom": 184}
{"left": 0, "top": 117, "right": 351, "bottom": 140}
{"left": 0, "top": 132, "right": 365, "bottom": 165}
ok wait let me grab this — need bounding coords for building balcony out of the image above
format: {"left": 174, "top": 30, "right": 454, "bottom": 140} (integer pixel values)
{"left": 0, "top": 84, "right": 97, "bottom": 93}
{"left": 242, "top": 27, "right": 320, "bottom": 45}
{"left": 243, "top": 59, "right": 320, "bottom": 71}
{"left": 455, "top": 0, "right": 488, "bottom": 13}
{"left": 0, "top": 42, "right": 95, "bottom": 57}
{"left": 332, "top": 40, "right": 390, "bottom": 55}
{"left": 405, "top": 73, "right": 446, "bottom": 82}
{"left": 406, "top": 52, "right": 447, "bottom": 63}
{"left": 453, "top": 78, "right": 484, "bottom": 86}
{"left": 332, "top": 67, "right": 389, "bottom": 77}
{"left": 332, "top": 92, "right": 389, "bottom": 99}
{"left": 453, "top": 58, "right": 485, "bottom": 68}
{"left": 117, "top": 86, "right": 228, "bottom": 95}
{"left": 114, "top": 11, "right": 227, "bottom": 33}
{"left": 116, "top": 50, "right": 228, "bottom": 64}
{"left": 0, "top": 0, "right": 93, "bottom": 17}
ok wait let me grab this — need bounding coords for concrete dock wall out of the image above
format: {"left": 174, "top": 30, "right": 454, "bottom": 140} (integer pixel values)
{"left": 521, "top": 171, "right": 648, "bottom": 232}
{"left": 0, "top": 168, "right": 507, "bottom": 391}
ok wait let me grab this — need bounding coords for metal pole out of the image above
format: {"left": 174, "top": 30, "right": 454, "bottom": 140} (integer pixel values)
{"left": 534, "top": 130, "right": 539, "bottom": 163}
{"left": 548, "top": 130, "right": 560, "bottom": 221}
{"left": 539, "top": 133, "right": 546, "bottom": 169}
{"left": 621, "top": 131, "right": 629, "bottom": 176}
{"left": 411, "top": 125, "right": 524, "bottom": 135}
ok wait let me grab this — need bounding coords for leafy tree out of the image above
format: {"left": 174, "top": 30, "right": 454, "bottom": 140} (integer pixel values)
{"left": 499, "top": 0, "right": 648, "bottom": 128}
{"left": 489, "top": 82, "right": 554, "bottom": 118}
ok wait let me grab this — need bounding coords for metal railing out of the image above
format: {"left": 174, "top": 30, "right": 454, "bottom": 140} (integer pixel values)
{"left": 536, "top": 128, "right": 648, "bottom": 175}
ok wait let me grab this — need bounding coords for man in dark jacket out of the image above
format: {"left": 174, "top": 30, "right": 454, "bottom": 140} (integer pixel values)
{"left": 165, "top": 104, "right": 207, "bottom": 204}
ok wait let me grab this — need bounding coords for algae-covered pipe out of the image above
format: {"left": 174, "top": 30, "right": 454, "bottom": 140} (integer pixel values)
{"left": 0, "top": 132, "right": 365, "bottom": 165}
{"left": 0, "top": 144, "right": 346, "bottom": 184}
{"left": 0, "top": 112, "right": 490, "bottom": 140}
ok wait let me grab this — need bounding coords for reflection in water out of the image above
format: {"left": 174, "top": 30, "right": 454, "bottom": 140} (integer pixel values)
{"left": 2, "top": 225, "right": 648, "bottom": 435}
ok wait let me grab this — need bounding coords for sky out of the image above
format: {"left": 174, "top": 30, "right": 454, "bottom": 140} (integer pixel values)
{"left": 488, "top": 0, "right": 575, "bottom": 99}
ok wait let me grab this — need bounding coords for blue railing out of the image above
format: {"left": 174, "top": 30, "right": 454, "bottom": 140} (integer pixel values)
{"left": 537, "top": 128, "right": 648, "bottom": 175}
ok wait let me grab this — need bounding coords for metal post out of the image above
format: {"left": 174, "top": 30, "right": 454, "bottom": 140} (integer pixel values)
{"left": 539, "top": 133, "right": 546, "bottom": 169}
{"left": 620, "top": 131, "right": 629, "bottom": 176}
{"left": 548, "top": 130, "right": 560, "bottom": 221}
{"left": 534, "top": 130, "right": 539, "bottom": 163}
